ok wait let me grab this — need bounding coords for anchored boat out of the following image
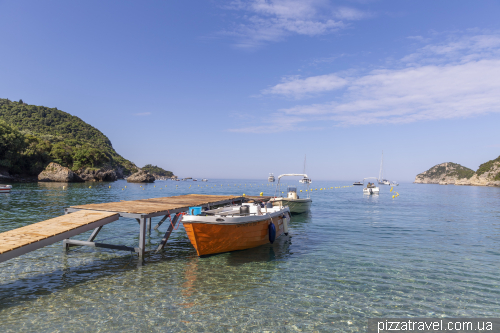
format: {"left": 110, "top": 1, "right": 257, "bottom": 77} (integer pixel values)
{"left": 378, "top": 151, "right": 391, "bottom": 185}
{"left": 270, "top": 174, "right": 312, "bottom": 214}
{"left": 362, "top": 177, "right": 380, "bottom": 195}
{"left": 299, "top": 155, "right": 312, "bottom": 184}
{"left": 182, "top": 203, "right": 290, "bottom": 256}
{"left": 0, "top": 184, "right": 12, "bottom": 193}
{"left": 268, "top": 173, "right": 275, "bottom": 182}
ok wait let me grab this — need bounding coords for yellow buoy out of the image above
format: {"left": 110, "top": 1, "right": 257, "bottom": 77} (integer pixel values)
{"left": 392, "top": 195, "right": 395, "bottom": 198}
{"left": 89, "top": 186, "right": 91, "bottom": 189}
{"left": 63, "top": 186, "right": 65, "bottom": 189}
{"left": 125, "top": 186, "right": 127, "bottom": 188}
{"left": 243, "top": 193, "right": 246, "bottom": 196}
{"left": 109, "top": 186, "right": 111, "bottom": 188}
{"left": 390, "top": 187, "right": 393, "bottom": 192}
{"left": 300, "top": 190, "right": 302, "bottom": 192}
{"left": 260, "top": 192, "right": 263, "bottom": 196}
{"left": 122, "top": 189, "right": 124, "bottom": 191}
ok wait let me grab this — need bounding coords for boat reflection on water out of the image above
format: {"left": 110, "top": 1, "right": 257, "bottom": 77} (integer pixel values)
{"left": 179, "top": 235, "right": 292, "bottom": 306}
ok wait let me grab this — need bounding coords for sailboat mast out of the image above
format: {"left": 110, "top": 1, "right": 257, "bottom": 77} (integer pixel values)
{"left": 303, "top": 154, "right": 306, "bottom": 174}
{"left": 379, "top": 151, "right": 384, "bottom": 181}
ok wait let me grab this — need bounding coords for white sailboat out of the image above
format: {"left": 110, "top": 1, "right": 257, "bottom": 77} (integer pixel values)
{"left": 299, "top": 155, "right": 311, "bottom": 184}
{"left": 378, "top": 151, "right": 390, "bottom": 185}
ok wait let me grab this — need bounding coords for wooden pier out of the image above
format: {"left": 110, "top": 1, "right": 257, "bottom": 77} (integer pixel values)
{"left": 0, "top": 194, "right": 248, "bottom": 264}
{"left": 0, "top": 210, "right": 119, "bottom": 264}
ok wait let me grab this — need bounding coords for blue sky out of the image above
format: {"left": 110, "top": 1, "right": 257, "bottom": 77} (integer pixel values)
{"left": 1, "top": 0, "right": 500, "bottom": 181}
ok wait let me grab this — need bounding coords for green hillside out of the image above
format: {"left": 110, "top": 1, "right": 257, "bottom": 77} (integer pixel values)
{"left": 476, "top": 155, "right": 500, "bottom": 180}
{"left": 0, "top": 98, "right": 136, "bottom": 176}
{"left": 141, "top": 164, "right": 173, "bottom": 177}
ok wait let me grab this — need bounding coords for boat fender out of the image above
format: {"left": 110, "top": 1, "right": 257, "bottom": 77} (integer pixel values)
{"left": 283, "top": 212, "right": 290, "bottom": 235}
{"left": 268, "top": 222, "right": 276, "bottom": 244}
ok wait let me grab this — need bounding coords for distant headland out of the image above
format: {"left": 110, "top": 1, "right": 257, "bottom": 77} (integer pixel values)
{"left": 0, "top": 98, "right": 174, "bottom": 182}
{"left": 415, "top": 156, "right": 500, "bottom": 187}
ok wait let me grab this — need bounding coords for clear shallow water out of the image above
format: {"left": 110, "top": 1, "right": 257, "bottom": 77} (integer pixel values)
{"left": 0, "top": 180, "right": 499, "bottom": 332}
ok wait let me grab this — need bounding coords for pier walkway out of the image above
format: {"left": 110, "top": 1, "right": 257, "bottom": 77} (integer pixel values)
{"left": 0, "top": 194, "right": 245, "bottom": 264}
{"left": 0, "top": 210, "right": 119, "bottom": 264}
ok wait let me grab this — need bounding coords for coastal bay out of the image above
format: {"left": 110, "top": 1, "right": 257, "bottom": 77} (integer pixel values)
{"left": 1, "top": 181, "right": 498, "bottom": 331}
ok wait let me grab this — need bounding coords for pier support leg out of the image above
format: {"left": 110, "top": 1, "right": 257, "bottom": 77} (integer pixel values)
{"left": 147, "top": 218, "right": 152, "bottom": 235}
{"left": 153, "top": 214, "right": 169, "bottom": 230}
{"left": 138, "top": 218, "right": 146, "bottom": 263}
{"left": 156, "top": 214, "right": 180, "bottom": 253}
{"left": 87, "top": 226, "right": 103, "bottom": 242}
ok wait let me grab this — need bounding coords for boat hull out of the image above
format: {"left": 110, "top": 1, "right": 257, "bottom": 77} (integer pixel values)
{"left": 0, "top": 185, "right": 12, "bottom": 193}
{"left": 271, "top": 198, "right": 311, "bottom": 214}
{"left": 363, "top": 187, "right": 380, "bottom": 195}
{"left": 183, "top": 216, "right": 285, "bottom": 256}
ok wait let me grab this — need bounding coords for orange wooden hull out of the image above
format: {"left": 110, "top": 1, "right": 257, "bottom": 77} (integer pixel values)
{"left": 183, "top": 216, "right": 284, "bottom": 256}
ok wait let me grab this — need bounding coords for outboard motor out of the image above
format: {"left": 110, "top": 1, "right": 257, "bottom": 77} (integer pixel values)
{"left": 239, "top": 205, "right": 250, "bottom": 216}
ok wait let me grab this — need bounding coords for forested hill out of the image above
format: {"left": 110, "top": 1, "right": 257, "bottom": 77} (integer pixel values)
{"left": 0, "top": 98, "right": 136, "bottom": 176}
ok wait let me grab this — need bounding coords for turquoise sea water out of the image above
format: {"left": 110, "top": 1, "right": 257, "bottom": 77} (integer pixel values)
{"left": 0, "top": 180, "right": 499, "bottom": 332}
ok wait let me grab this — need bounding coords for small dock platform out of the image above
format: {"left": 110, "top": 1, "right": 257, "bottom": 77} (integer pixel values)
{"left": 0, "top": 194, "right": 251, "bottom": 264}
{"left": 0, "top": 210, "right": 119, "bottom": 264}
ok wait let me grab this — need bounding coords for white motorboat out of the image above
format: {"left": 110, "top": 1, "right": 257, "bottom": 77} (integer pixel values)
{"left": 0, "top": 184, "right": 12, "bottom": 193}
{"left": 268, "top": 173, "right": 275, "bottom": 182}
{"left": 390, "top": 181, "right": 399, "bottom": 186}
{"left": 270, "top": 174, "right": 312, "bottom": 214}
{"left": 362, "top": 177, "right": 380, "bottom": 195}
{"left": 353, "top": 181, "right": 363, "bottom": 186}
{"left": 202, "top": 179, "right": 208, "bottom": 182}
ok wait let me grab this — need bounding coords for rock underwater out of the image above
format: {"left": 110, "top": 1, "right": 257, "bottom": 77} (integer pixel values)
{"left": 126, "top": 170, "right": 155, "bottom": 183}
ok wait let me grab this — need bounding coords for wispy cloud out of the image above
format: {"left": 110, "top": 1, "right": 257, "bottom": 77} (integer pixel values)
{"left": 235, "top": 32, "right": 500, "bottom": 132}
{"left": 262, "top": 73, "right": 348, "bottom": 98}
{"left": 134, "top": 112, "right": 151, "bottom": 116}
{"left": 222, "top": 0, "right": 371, "bottom": 48}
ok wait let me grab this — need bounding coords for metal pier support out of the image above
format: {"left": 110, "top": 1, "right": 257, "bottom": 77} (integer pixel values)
{"left": 138, "top": 217, "right": 147, "bottom": 262}
{"left": 63, "top": 239, "right": 136, "bottom": 252}
{"left": 153, "top": 214, "right": 170, "bottom": 230}
{"left": 156, "top": 214, "right": 180, "bottom": 253}
{"left": 64, "top": 225, "right": 104, "bottom": 250}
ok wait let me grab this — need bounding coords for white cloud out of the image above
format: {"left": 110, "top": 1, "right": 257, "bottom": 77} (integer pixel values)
{"left": 334, "top": 7, "right": 369, "bottom": 20}
{"left": 234, "top": 33, "right": 500, "bottom": 132}
{"left": 262, "top": 73, "right": 348, "bottom": 97}
{"left": 222, "top": 0, "right": 369, "bottom": 48}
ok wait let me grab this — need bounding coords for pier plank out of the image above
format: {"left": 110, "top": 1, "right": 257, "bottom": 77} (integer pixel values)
{"left": 0, "top": 210, "right": 119, "bottom": 261}
{"left": 70, "top": 194, "right": 242, "bottom": 214}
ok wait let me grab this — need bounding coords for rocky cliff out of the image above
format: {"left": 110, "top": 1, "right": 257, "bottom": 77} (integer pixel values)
{"left": 415, "top": 157, "right": 500, "bottom": 186}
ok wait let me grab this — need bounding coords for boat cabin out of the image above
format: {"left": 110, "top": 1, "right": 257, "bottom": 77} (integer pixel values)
{"left": 287, "top": 187, "right": 299, "bottom": 199}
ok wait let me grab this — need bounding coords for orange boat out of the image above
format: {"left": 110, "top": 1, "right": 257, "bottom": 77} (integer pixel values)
{"left": 182, "top": 203, "right": 291, "bottom": 256}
